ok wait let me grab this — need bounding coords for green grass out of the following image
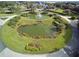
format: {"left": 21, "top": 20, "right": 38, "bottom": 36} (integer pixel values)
{"left": 27, "top": 14, "right": 36, "bottom": 19}
{"left": 54, "top": 9, "right": 64, "bottom": 14}
{"left": 0, "top": 13, "right": 15, "bottom": 16}
{"left": 53, "top": 8, "right": 79, "bottom": 18}
{"left": 64, "top": 26, "right": 72, "bottom": 43}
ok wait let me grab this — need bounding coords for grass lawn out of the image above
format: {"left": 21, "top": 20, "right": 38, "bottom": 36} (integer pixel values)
{"left": 0, "top": 13, "right": 15, "bottom": 16}
{"left": 54, "top": 9, "right": 64, "bottom": 14}
{"left": 1, "top": 14, "right": 72, "bottom": 54}
{"left": 53, "top": 8, "right": 79, "bottom": 18}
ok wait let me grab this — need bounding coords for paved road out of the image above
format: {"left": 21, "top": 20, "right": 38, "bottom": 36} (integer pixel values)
{"left": 0, "top": 15, "right": 18, "bottom": 26}
{"left": 60, "top": 15, "right": 79, "bottom": 57}
{"left": 0, "top": 48, "right": 69, "bottom": 57}
{"left": 57, "top": 15, "right": 79, "bottom": 56}
{"left": 3, "top": 15, "right": 18, "bottom": 25}
{"left": 0, "top": 40, "right": 5, "bottom": 52}
{"left": 64, "top": 25, "right": 79, "bottom": 57}
{"left": 0, "top": 19, "right": 4, "bottom": 26}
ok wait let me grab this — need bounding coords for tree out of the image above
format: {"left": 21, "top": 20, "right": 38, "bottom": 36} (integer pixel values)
{"left": 63, "top": 9, "right": 71, "bottom": 15}
{"left": 77, "top": 19, "right": 79, "bottom": 29}
{"left": 0, "top": 1, "right": 16, "bottom": 8}
{"left": 72, "top": 6, "right": 79, "bottom": 13}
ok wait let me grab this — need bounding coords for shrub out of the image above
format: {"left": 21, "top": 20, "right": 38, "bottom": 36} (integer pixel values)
{"left": 48, "top": 14, "right": 53, "bottom": 17}
{"left": 77, "top": 22, "right": 79, "bottom": 29}
{"left": 21, "top": 13, "right": 28, "bottom": 17}
{"left": 24, "top": 43, "right": 41, "bottom": 52}
{"left": 8, "top": 16, "right": 20, "bottom": 28}
{"left": 70, "top": 16, "right": 76, "bottom": 20}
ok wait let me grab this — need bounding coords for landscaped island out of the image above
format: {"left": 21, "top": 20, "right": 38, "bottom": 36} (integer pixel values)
{"left": 1, "top": 12, "right": 72, "bottom": 54}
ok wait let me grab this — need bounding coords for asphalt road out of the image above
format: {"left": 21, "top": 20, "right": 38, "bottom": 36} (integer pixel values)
{"left": 63, "top": 19, "right": 79, "bottom": 57}
{"left": 57, "top": 15, "right": 79, "bottom": 56}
